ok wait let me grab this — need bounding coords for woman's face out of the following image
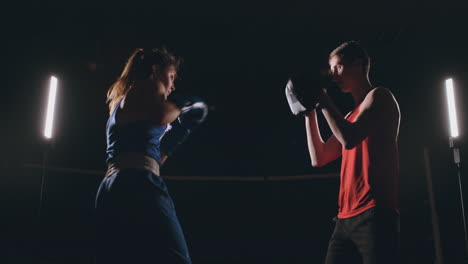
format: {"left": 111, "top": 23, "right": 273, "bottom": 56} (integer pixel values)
{"left": 155, "top": 65, "right": 177, "bottom": 100}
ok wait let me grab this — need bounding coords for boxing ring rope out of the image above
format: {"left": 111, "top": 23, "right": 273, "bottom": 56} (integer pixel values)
{"left": 23, "top": 163, "right": 339, "bottom": 181}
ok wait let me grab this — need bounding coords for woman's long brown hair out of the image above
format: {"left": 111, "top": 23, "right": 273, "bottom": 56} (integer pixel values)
{"left": 106, "top": 48, "right": 182, "bottom": 114}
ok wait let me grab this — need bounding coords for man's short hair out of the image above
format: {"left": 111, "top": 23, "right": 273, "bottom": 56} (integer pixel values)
{"left": 330, "top": 41, "right": 370, "bottom": 74}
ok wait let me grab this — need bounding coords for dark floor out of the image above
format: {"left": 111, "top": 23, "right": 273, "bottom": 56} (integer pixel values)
{"left": 3, "top": 162, "right": 466, "bottom": 264}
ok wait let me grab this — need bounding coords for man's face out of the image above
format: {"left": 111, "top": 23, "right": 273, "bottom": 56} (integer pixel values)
{"left": 329, "top": 55, "right": 362, "bottom": 93}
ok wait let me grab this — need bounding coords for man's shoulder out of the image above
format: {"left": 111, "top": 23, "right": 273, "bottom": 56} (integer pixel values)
{"left": 366, "top": 87, "right": 400, "bottom": 121}
{"left": 367, "top": 87, "right": 398, "bottom": 105}
{"left": 369, "top": 86, "right": 391, "bottom": 97}
{"left": 359, "top": 87, "right": 399, "bottom": 118}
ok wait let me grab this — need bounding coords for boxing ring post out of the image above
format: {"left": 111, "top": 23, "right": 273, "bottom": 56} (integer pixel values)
{"left": 445, "top": 78, "right": 467, "bottom": 260}
{"left": 39, "top": 75, "right": 58, "bottom": 217}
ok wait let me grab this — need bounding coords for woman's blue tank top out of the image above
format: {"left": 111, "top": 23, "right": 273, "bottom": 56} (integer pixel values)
{"left": 106, "top": 101, "right": 168, "bottom": 165}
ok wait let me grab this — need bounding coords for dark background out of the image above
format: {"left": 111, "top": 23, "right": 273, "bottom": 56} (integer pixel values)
{"left": 2, "top": 1, "right": 468, "bottom": 263}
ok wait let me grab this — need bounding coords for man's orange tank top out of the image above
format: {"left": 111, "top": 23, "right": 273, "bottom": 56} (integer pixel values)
{"left": 337, "top": 104, "right": 399, "bottom": 219}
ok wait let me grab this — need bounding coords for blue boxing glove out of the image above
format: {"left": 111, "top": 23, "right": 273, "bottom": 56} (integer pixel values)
{"left": 160, "top": 96, "right": 208, "bottom": 156}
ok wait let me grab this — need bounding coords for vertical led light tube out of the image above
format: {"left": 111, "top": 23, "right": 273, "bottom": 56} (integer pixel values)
{"left": 44, "top": 76, "right": 58, "bottom": 139}
{"left": 446, "top": 78, "right": 459, "bottom": 138}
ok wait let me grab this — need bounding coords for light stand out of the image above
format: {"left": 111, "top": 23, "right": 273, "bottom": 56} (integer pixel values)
{"left": 450, "top": 137, "right": 467, "bottom": 259}
{"left": 39, "top": 76, "right": 58, "bottom": 217}
{"left": 445, "top": 78, "right": 467, "bottom": 260}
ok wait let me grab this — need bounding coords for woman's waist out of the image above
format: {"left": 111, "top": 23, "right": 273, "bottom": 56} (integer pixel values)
{"left": 106, "top": 152, "right": 160, "bottom": 177}
{"left": 106, "top": 143, "right": 162, "bottom": 164}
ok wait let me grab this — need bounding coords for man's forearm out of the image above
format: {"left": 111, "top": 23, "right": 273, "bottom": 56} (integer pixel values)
{"left": 319, "top": 94, "right": 355, "bottom": 149}
{"left": 305, "top": 110, "right": 326, "bottom": 166}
